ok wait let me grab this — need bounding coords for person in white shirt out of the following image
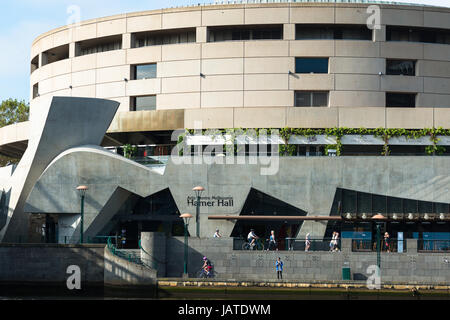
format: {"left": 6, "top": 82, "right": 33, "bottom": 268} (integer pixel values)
{"left": 213, "top": 229, "right": 222, "bottom": 238}
{"left": 305, "top": 233, "right": 311, "bottom": 252}
{"left": 247, "top": 229, "right": 258, "bottom": 247}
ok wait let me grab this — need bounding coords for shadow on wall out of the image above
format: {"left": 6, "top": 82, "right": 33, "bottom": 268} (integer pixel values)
{"left": 0, "top": 244, "right": 160, "bottom": 299}
{"left": 166, "top": 238, "right": 210, "bottom": 278}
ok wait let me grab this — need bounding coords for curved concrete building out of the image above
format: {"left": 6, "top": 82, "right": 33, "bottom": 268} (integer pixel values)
{"left": 2, "top": 1, "right": 450, "bottom": 247}
{"left": 28, "top": 1, "right": 450, "bottom": 134}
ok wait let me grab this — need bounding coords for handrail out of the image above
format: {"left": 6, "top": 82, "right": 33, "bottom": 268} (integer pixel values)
{"left": 106, "top": 236, "right": 144, "bottom": 265}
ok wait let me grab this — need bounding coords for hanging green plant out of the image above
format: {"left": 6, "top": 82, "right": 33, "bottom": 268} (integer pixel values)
{"left": 123, "top": 144, "right": 137, "bottom": 159}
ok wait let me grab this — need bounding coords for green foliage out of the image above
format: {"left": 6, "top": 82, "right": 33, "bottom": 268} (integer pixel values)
{"left": 0, "top": 99, "right": 30, "bottom": 166}
{"left": 123, "top": 144, "right": 137, "bottom": 159}
{"left": 279, "top": 144, "right": 296, "bottom": 156}
{"left": 324, "top": 144, "right": 339, "bottom": 156}
{"left": 183, "top": 126, "right": 450, "bottom": 157}
{"left": 0, "top": 99, "right": 29, "bottom": 128}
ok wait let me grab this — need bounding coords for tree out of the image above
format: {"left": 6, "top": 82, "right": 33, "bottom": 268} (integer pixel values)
{"left": 0, "top": 99, "right": 29, "bottom": 127}
{"left": 0, "top": 99, "right": 30, "bottom": 166}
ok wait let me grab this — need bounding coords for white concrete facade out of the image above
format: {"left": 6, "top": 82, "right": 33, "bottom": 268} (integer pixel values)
{"left": 28, "top": 2, "right": 450, "bottom": 132}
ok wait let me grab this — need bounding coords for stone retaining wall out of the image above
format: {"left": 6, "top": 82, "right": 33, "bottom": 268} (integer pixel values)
{"left": 143, "top": 233, "right": 450, "bottom": 284}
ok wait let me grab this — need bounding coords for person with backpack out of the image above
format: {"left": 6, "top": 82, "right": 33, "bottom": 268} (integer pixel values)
{"left": 275, "top": 257, "right": 284, "bottom": 280}
{"left": 202, "top": 256, "right": 212, "bottom": 276}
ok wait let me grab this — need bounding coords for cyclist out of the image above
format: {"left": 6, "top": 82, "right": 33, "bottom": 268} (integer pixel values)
{"left": 213, "top": 229, "right": 222, "bottom": 238}
{"left": 247, "top": 229, "right": 259, "bottom": 248}
{"left": 202, "top": 256, "right": 212, "bottom": 276}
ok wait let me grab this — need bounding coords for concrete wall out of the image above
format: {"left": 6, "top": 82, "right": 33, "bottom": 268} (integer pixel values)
{"left": 160, "top": 236, "right": 450, "bottom": 284}
{"left": 0, "top": 244, "right": 104, "bottom": 286}
{"left": 28, "top": 3, "right": 450, "bottom": 130}
{"left": 0, "top": 243, "right": 157, "bottom": 289}
{"left": 104, "top": 247, "right": 157, "bottom": 286}
{"left": 25, "top": 153, "right": 450, "bottom": 240}
{"left": 140, "top": 232, "right": 166, "bottom": 278}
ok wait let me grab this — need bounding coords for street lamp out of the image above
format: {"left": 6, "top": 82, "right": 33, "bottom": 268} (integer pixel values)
{"left": 76, "top": 185, "right": 88, "bottom": 244}
{"left": 192, "top": 186, "right": 204, "bottom": 237}
{"left": 372, "top": 214, "right": 386, "bottom": 272}
{"left": 180, "top": 213, "right": 193, "bottom": 277}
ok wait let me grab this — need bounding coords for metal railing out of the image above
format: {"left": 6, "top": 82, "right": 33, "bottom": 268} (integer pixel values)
{"left": 131, "top": 156, "right": 169, "bottom": 168}
{"left": 60, "top": 235, "right": 110, "bottom": 244}
{"left": 107, "top": 236, "right": 143, "bottom": 265}
{"left": 233, "top": 237, "right": 342, "bottom": 251}
{"left": 418, "top": 239, "right": 450, "bottom": 252}
{"left": 352, "top": 238, "right": 407, "bottom": 252}
{"left": 285, "top": 238, "right": 341, "bottom": 251}
{"left": 2, "top": 235, "right": 111, "bottom": 245}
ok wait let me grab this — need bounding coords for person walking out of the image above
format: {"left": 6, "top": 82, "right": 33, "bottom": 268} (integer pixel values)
{"left": 329, "top": 232, "right": 336, "bottom": 252}
{"left": 305, "top": 233, "right": 311, "bottom": 252}
{"left": 384, "top": 232, "right": 390, "bottom": 252}
{"left": 268, "top": 230, "right": 277, "bottom": 251}
{"left": 333, "top": 232, "right": 340, "bottom": 252}
{"left": 275, "top": 257, "right": 284, "bottom": 280}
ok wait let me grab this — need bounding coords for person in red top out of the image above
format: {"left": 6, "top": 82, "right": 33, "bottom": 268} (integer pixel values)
{"left": 384, "top": 232, "right": 390, "bottom": 252}
{"left": 202, "top": 256, "right": 212, "bottom": 276}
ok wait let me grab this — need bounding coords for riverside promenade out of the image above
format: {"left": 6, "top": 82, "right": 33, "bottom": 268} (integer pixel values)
{"left": 0, "top": 232, "right": 449, "bottom": 299}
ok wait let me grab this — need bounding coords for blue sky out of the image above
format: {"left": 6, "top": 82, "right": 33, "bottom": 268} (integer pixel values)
{"left": 0, "top": 0, "right": 449, "bottom": 102}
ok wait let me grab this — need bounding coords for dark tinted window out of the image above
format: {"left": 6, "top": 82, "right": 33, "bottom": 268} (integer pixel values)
{"left": 208, "top": 25, "right": 283, "bottom": 42}
{"left": 134, "top": 28, "right": 196, "bottom": 47}
{"left": 387, "top": 26, "right": 450, "bottom": 44}
{"left": 131, "top": 96, "right": 156, "bottom": 111}
{"left": 77, "top": 35, "right": 122, "bottom": 56}
{"left": 295, "top": 91, "right": 328, "bottom": 107}
{"left": 386, "top": 93, "right": 416, "bottom": 108}
{"left": 295, "top": 58, "right": 329, "bottom": 73}
{"left": 296, "top": 24, "right": 372, "bottom": 40}
{"left": 386, "top": 60, "right": 416, "bottom": 76}
{"left": 33, "top": 83, "right": 39, "bottom": 99}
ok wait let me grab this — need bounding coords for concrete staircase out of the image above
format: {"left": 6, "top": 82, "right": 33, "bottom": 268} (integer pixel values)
{"left": 114, "top": 249, "right": 145, "bottom": 266}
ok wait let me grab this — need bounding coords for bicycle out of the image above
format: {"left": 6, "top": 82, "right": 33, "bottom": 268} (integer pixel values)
{"left": 242, "top": 238, "right": 264, "bottom": 251}
{"left": 197, "top": 266, "right": 215, "bottom": 279}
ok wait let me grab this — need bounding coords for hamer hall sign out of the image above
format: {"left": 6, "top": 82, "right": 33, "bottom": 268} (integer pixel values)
{"left": 187, "top": 196, "right": 234, "bottom": 207}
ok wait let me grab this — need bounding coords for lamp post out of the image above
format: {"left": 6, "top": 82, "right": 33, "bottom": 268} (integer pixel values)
{"left": 180, "top": 213, "right": 193, "bottom": 277}
{"left": 76, "top": 185, "right": 88, "bottom": 244}
{"left": 372, "top": 214, "right": 386, "bottom": 272}
{"left": 192, "top": 186, "right": 204, "bottom": 237}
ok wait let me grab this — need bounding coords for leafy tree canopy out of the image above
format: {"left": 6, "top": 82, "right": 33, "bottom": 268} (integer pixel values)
{"left": 0, "top": 99, "right": 30, "bottom": 166}
{"left": 0, "top": 99, "right": 29, "bottom": 128}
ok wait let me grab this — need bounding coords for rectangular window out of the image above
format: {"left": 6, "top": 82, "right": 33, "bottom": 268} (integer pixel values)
{"left": 42, "top": 44, "right": 70, "bottom": 66}
{"left": 387, "top": 26, "right": 450, "bottom": 45}
{"left": 294, "top": 91, "right": 328, "bottom": 107}
{"left": 131, "top": 96, "right": 156, "bottom": 111}
{"left": 386, "top": 92, "right": 416, "bottom": 108}
{"left": 133, "top": 28, "right": 196, "bottom": 48}
{"left": 132, "top": 64, "right": 157, "bottom": 80}
{"left": 33, "top": 83, "right": 39, "bottom": 99}
{"left": 295, "top": 58, "right": 329, "bottom": 73}
{"left": 386, "top": 60, "right": 416, "bottom": 76}
{"left": 296, "top": 24, "right": 372, "bottom": 41}
{"left": 76, "top": 35, "right": 122, "bottom": 57}
{"left": 208, "top": 25, "right": 283, "bottom": 42}
{"left": 31, "top": 55, "right": 39, "bottom": 74}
